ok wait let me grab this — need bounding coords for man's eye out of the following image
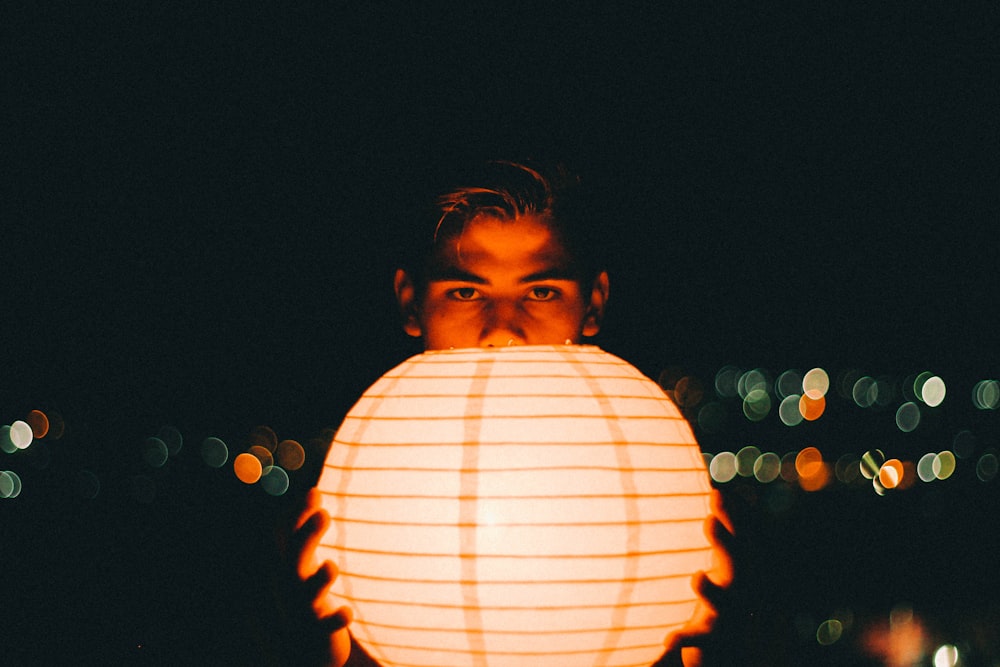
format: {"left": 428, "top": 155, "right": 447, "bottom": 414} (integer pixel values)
{"left": 527, "top": 286, "right": 559, "bottom": 301}
{"left": 448, "top": 287, "right": 481, "bottom": 301}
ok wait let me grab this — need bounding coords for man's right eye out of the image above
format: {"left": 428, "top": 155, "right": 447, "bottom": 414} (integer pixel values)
{"left": 447, "top": 287, "right": 481, "bottom": 301}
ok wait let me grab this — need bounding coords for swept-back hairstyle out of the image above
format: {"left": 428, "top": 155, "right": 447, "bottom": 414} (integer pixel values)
{"left": 402, "top": 159, "right": 605, "bottom": 291}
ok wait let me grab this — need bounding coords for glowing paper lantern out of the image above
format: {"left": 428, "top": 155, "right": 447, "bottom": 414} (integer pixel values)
{"left": 317, "top": 345, "right": 713, "bottom": 667}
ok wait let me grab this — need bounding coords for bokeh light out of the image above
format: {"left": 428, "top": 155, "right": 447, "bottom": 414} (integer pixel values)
{"left": 201, "top": 437, "right": 229, "bottom": 468}
{"left": 912, "top": 371, "right": 934, "bottom": 402}
{"left": 802, "top": 367, "right": 829, "bottom": 400}
{"left": 1, "top": 425, "right": 16, "bottom": 454}
{"left": 976, "top": 450, "right": 998, "bottom": 482}
{"left": 853, "top": 376, "right": 877, "bottom": 408}
{"left": 861, "top": 450, "right": 885, "bottom": 480}
{"left": 714, "top": 365, "right": 741, "bottom": 398}
{"left": 933, "top": 644, "right": 959, "bottom": 667}
{"left": 743, "top": 389, "right": 771, "bottom": 421}
{"left": 796, "top": 447, "right": 824, "bottom": 478}
{"left": 249, "top": 425, "right": 278, "bottom": 452}
{"left": 835, "top": 454, "right": 861, "bottom": 484}
{"left": 143, "top": 437, "right": 169, "bottom": 468}
{"left": 1, "top": 470, "right": 23, "bottom": 498}
{"left": 779, "top": 395, "right": 804, "bottom": 426}
{"left": 159, "top": 425, "right": 183, "bottom": 456}
{"left": 26, "top": 410, "right": 50, "bottom": 439}
{"left": 248, "top": 445, "right": 274, "bottom": 469}
{"left": 796, "top": 447, "right": 830, "bottom": 491}
{"left": 895, "top": 402, "right": 921, "bottom": 432}
{"left": 917, "top": 453, "right": 937, "bottom": 482}
{"left": 673, "top": 375, "right": 704, "bottom": 408}
{"left": 780, "top": 451, "right": 798, "bottom": 482}
{"left": 973, "top": 379, "right": 999, "bottom": 409}
{"left": 921, "top": 376, "right": 946, "bottom": 407}
{"left": 816, "top": 618, "right": 843, "bottom": 645}
{"left": 878, "top": 459, "right": 904, "bottom": 489}
{"left": 753, "top": 452, "right": 781, "bottom": 483}
{"left": 709, "top": 451, "right": 737, "bottom": 483}
{"left": 739, "top": 368, "right": 771, "bottom": 399}
{"left": 10, "top": 421, "right": 33, "bottom": 450}
{"left": 261, "top": 465, "right": 290, "bottom": 496}
{"left": 234, "top": 452, "right": 263, "bottom": 484}
{"left": 276, "top": 439, "right": 306, "bottom": 471}
{"left": 775, "top": 369, "right": 802, "bottom": 399}
{"left": 798, "top": 394, "right": 825, "bottom": 421}
{"left": 932, "top": 451, "right": 956, "bottom": 480}
{"left": 736, "top": 445, "right": 761, "bottom": 477}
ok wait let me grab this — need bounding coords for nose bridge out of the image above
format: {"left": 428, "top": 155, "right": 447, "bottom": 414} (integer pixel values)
{"left": 480, "top": 297, "right": 525, "bottom": 346}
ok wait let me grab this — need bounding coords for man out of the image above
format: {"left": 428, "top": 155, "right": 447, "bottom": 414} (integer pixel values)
{"left": 290, "top": 160, "right": 734, "bottom": 667}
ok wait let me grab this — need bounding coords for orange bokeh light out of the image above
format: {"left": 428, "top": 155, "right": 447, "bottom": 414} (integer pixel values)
{"left": 879, "top": 459, "right": 905, "bottom": 489}
{"left": 798, "top": 394, "right": 826, "bottom": 421}
{"left": 796, "top": 446, "right": 824, "bottom": 478}
{"left": 796, "top": 447, "right": 830, "bottom": 491}
{"left": 234, "top": 452, "right": 263, "bottom": 484}
{"left": 26, "top": 410, "right": 50, "bottom": 439}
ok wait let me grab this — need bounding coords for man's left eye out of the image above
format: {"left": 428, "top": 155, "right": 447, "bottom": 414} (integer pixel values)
{"left": 528, "top": 287, "right": 558, "bottom": 301}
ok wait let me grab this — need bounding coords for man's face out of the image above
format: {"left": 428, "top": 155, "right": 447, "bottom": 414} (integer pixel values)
{"left": 396, "top": 214, "right": 608, "bottom": 351}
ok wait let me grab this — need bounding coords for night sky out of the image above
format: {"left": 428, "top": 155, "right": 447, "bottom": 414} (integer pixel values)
{"left": 5, "top": 4, "right": 999, "bottom": 666}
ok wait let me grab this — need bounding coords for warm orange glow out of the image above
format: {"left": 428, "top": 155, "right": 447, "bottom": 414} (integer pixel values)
{"left": 26, "top": 410, "right": 50, "bottom": 439}
{"left": 879, "top": 459, "right": 905, "bottom": 489}
{"left": 862, "top": 606, "right": 930, "bottom": 667}
{"left": 796, "top": 447, "right": 824, "bottom": 478}
{"left": 234, "top": 452, "right": 263, "bottom": 484}
{"left": 798, "top": 462, "right": 831, "bottom": 491}
{"left": 317, "top": 345, "right": 714, "bottom": 667}
{"left": 796, "top": 447, "right": 830, "bottom": 491}
{"left": 898, "top": 460, "right": 917, "bottom": 490}
{"left": 798, "top": 394, "right": 826, "bottom": 421}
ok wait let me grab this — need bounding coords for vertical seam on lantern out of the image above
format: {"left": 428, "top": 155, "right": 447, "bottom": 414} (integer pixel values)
{"left": 462, "top": 354, "right": 492, "bottom": 665}
{"left": 560, "top": 346, "right": 638, "bottom": 667}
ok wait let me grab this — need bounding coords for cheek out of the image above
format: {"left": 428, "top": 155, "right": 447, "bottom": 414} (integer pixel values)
{"left": 422, "top": 305, "right": 482, "bottom": 348}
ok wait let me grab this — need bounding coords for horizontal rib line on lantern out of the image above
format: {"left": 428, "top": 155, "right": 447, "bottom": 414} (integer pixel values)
{"left": 323, "top": 464, "right": 706, "bottom": 473}
{"left": 330, "top": 440, "right": 698, "bottom": 448}
{"left": 365, "top": 386, "right": 680, "bottom": 396}
{"left": 325, "top": 490, "right": 709, "bottom": 499}
{"left": 335, "top": 570, "right": 699, "bottom": 586}
{"left": 338, "top": 638, "right": 674, "bottom": 659}
{"left": 351, "top": 613, "right": 696, "bottom": 632}
{"left": 325, "top": 515, "right": 705, "bottom": 528}
{"left": 331, "top": 545, "right": 709, "bottom": 559}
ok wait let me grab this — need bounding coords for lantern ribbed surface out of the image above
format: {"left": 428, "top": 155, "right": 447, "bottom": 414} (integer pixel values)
{"left": 317, "top": 345, "right": 713, "bottom": 667}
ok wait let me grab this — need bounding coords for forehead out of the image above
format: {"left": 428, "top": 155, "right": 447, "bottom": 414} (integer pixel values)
{"left": 428, "top": 214, "right": 577, "bottom": 277}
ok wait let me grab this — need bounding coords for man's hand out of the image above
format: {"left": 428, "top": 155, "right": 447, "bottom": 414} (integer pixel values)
{"left": 281, "top": 488, "right": 353, "bottom": 667}
{"left": 656, "top": 490, "right": 736, "bottom": 667}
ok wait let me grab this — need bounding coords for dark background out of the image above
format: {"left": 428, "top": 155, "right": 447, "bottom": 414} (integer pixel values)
{"left": 4, "top": 3, "right": 999, "bottom": 665}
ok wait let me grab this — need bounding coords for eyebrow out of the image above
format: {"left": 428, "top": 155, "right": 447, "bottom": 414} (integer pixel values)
{"left": 426, "top": 267, "right": 489, "bottom": 283}
{"left": 519, "top": 268, "right": 578, "bottom": 283}
{"left": 427, "top": 266, "right": 578, "bottom": 284}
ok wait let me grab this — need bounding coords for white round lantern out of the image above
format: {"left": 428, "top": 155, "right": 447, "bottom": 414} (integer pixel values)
{"left": 317, "top": 345, "right": 713, "bottom": 667}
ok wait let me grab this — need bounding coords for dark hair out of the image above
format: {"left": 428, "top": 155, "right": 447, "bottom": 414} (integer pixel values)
{"left": 401, "top": 160, "right": 605, "bottom": 291}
